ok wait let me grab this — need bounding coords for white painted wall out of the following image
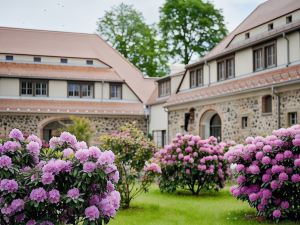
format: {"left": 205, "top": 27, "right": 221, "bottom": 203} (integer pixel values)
{"left": 0, "top": 78, "right": 19, "bottom": 96}
{"left": 149, "top": 103, "right": 168, "bottom": 133}
{"left": 94, "top": 82, "right": 103, "bottom": 99}
{"left": 235, "top": 47, "right": 253, "bottom": 77}
{"left": 48, "top": 80, "right": 67, "bottom": 98}
{"left": 122, "top": 84, "right": 139, "bottom": 101}
{"left": 171, "top": 75, "right": 182, "bottom": 94}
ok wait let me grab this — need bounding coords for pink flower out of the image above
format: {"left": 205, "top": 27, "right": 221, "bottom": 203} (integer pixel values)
{"left": 30, "top": 187, "right": 47, "bottom": 202}
{"left": 291, "top": 174, "right": 300, "bottom": 183}
{"left": 248, "top": 165, "right": 260, "bottom": 174}
{"left": 262, "top": 174, "right": 271, "bottom": 183}
{"left": 144, "top": 163, "right": 161, "bottom": 173}
{"left": 41, "top": 172, "right": 55, "bottom": 185}
{"left": 63, "top": 148, "right": 74, "bottom": 158}
{"left": 75, "top": 149, "right": 89, "bottom": 163}
{"left": 295, "top": 159, "right": 300, "bottom": 167}
{"left": 60, "top": 132, "right": 77, "bottom": 146}
{"left": 67, "top": 188, "right": 80, "bottom": 199}
{"left": 85, "top": 206, "right": 99, "bottom": 221}
{"left": 272, "top": 209, "right": 281, "bottom": 218}
{"left": 48, "top": 189, "right": 60, "bottom": 204}
{"left": 236, "top": 164, "right": 245, "bottom": 172}
{"left": 97, "top": 150, "right": 115, "bottom": 165}
{"left": 249, "top": 193, "right": 259, "bottom": 202}
{"left": 0, "top": 179, "right": 18, "bottom": 193}
{"left": 280, "top": 201, "right": 289, "bottom": 209}
{"left": 261, "top": 156, "right": 271, "bottom": 165}
{"left": 9, "top": 128, "right": 24, "bottom": 141}
{"left": 27, "top": 141, "right": 41, "bottom": 155}
{"left": 88, "top": 146, "right": 101, "bottom": 159}
{"left": 0, "top": 155, "right": 12, "bottom": 168}
{"left": 278, "top": 172, "right": 288, "bottom": 182}
{"left": 83, "top": 162, "right": 96, "bottom": 173}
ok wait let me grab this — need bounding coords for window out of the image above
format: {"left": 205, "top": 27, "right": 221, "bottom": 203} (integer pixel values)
{"left": 253, "top": 43, "right": 276, "bottom": 71}
{"left": 286, "top": 15, "right": 292, "bottom": 24}
{"left": 20, "top": 80, "right": 47, "bottom": 96}
{"left": 68, "top": 83, "right": 94, "bottom": 98}
{"left": 109, "top": 83, "right": 122, "bottom": 99}
{"left": 262, "top": 95, "right": 272, "bottom": 114}
{"left": 268, "top": 23, "right": 273, "bottom": 31}
{"left": 60, "top": 58, "right": 68, "bottom": 64}
{"left": 158, "top": 79, "right": 171, "bottom": 97}
{"left": 217, "top": 56, "right": 235, "bottom": 81}
{"left": 86, "top": 60, "right": 93, "bottom": 65}
{"left": 242, "top": 117, "right": 248, "bottom": 129}
{"left": 288, "top": 112, "right": 297, "bottom": 126}
{"left": 245, "top": 32, "right": 250, "bottom": 39}
{"left": 34, "top": 57, "right": 41, "bottom": 63}
{"left": 190, "top": 67, "right": 203, "bottom": 88}
{"left": 5, "top": 55, "right": 13, "bottom": 61}
{"left": 153, "top": 130, "right": 166, "bottom": 148}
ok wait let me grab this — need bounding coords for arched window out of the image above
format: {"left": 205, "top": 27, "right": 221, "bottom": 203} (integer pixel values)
{"left": 210, "top": 114, "right": 221, "bottom": 141}
{"left": 262, "top": 95, "right": 272, "bottom": 113}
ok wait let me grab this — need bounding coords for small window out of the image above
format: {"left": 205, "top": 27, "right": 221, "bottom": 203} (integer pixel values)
{"left": 288, "top": 112, "right": 297, "bottom": 126}
{"left": 86, "top": 60, "right": 93, "bottom": 65}
{"left": 268, "top": 23, "right": 273, "bottom": 31}
{"left": 68, "top": 83, "right": 94, "bottom": 98}
{"left": 21, "top": 81, "right": 33, "bottom": 96}
{"left": 217, "top": 57, "right": 235, "bottom": 81}
{"left": 253, "top": 43, "right": 276, "bottom": 72}
{"left": 34, "top": 57, "right": 41, "bottom": 63}
{"left": 5, "top": 55, "right": 13, "bottom": 61}
{"left": 262, "top": 95, "right": 272, "bottom": 114}
{"left": 60, "top": 58, "right": 68, "bottom": 64}
{"left": 286, "top": 15, "right": 292, "bottom": 24}
{"left": 242, "top": 117, "right": 248, "bottom": 129}
{"left": 110, "top": 83, "right": 122, "bottom": 99}
{"left": 265, "top": 44, "right": 276, "bottom": 68}
{"left": 190, "top": 67, "right": 203, "bottom": 88}
{"left": 245, "top": 32, "right": 250, "bottom": 39}
{"left": 159, "top": 79, "right": 171, "bottom": 97}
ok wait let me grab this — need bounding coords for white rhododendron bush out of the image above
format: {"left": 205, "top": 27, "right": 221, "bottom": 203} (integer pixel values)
{"left": 225, "top": 125, "right": 300, "bottom": 221}
{"left": 0, "top": 129, "right": 120, "bottom": 225}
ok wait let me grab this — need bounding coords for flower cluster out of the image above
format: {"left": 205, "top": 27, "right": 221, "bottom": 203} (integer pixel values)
{"left": 225, "top": 124, "right": 300, "bottom": 221}
{"left": 154, "top": 134, "right": 233, "bottom": 194}
{"left": 0, "top": 129, "right": 120, "bottom": 225}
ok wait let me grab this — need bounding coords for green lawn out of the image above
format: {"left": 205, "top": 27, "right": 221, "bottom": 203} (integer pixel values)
{"left": 110, "top": 185, "right": 298, "bottom": 225}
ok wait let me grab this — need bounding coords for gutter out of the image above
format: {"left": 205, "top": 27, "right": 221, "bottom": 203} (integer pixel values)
{"left": 283, "top": 32, "right": 290, "bottom": 66}
{"left": 165, "top": 78, "right": 300, "bottom": 108}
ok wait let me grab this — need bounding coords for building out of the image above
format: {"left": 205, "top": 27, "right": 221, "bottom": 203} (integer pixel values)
{"left": 165, "top": 0, "right": 300, "bottom": 143}
{"left": 148, "top": 65, "right": 185, "bottom": 147}
{"left": 0, "top": 27, "right": 155, "bottom": 144}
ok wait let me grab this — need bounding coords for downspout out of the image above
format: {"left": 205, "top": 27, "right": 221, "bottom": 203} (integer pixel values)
{"left": 272, "top": 86, "right": 281, "bottom": 129}
{"left": 282, "top": 32, "right": 290, "bottom": 66}
{"left": 205, "top": 60, "right": 211, "bottom": 86}
{"left": 164, "top": 107, "right": 169, "bottom": 144}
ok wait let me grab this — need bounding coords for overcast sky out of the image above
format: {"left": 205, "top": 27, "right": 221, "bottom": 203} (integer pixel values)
{"left": 0, "top": 0, "right": 266, "bottom": 34}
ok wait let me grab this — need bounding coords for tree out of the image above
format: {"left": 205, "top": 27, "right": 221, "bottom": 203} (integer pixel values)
{"left": 159, "top": 0, "right": 228, "bottom": 64}
{"left": 97, "top": 3, "right": 169, "bottom": 77}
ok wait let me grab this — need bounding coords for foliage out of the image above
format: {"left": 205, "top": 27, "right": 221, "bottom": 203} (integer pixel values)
{"left": 0, "top": 129, "right": 120, "bottom": 225}
{"left": 97, "top": 3, "right": 169, "bottom": 77}
{"left": 225, "top": 125, "right": 300, "bottom": 221}
{"left": 99, "top": 122, "right": 159, "bottom": 208}
{"left": 159, "top": 0, "right": 227, "bottom": 64}
{"left": 65, "top": 116, "right": 93, "bottom": 144}
{"left": 154, "top": 134, "right": 234, "bottom": 195}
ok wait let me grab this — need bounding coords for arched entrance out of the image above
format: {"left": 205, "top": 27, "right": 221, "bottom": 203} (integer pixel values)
{"left": 199, "top": 110, "right": 222, "bottom": 141}
{"left": 41, "top": 119, "right": 72, "bottom": 141}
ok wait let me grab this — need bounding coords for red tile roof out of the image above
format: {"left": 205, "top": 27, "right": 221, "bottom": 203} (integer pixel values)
{"left": 0, "top": 62, "right": 123, "bottom": 81}
{"left": 0, "top": 27, "right": 155, "bottom": 103}
{"left": 165, "top": 64, "right": 300, "bottom": 107}
{"left": 0, "top": 99, "right": 145, "bottom": 115}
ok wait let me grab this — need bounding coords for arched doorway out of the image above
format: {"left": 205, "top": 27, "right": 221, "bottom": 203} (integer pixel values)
{"left": 210, "top": 114, "right": 221, "bottom": 141}
{"left": 42, "top": 119, "right": 72, "bottom": 141}
{"left": 199, "top": 110, "right": 222, "bottom": 141}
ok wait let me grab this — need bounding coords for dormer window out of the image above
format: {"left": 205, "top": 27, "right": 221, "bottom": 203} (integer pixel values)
{"left": 86, "top": 60, "right": 93, "bottom": 65}
{"left": 158, "top": 79, "right": 171, "bottom": 97}
{"left": 268, "top": 23, "right": 273, "bottom": 31}
{"left": 190, "top": 67, "right": 203, "bottom": 88}
{"left": 5, "top": 55, "right": 13, "bottom": 61}
{"left": 253, "top": 42, "right": 276, "bottom": 72}
{"left": 245, "top": 32, "right": 250, "bottom": 39}
{"left": 34, "top": 57, "right": 41, "bottom": 63}
{"left": 217, "top": 56, "right": 235, "bottom": 81}
{"left": 60, "top": 58, "right": 68, "bottom": 64}
{"left": 286, "top": 15, "right": 292, "bottom": 24}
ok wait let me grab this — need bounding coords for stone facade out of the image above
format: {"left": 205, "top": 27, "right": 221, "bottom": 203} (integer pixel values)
{"left": 168, "top": 87, "right": 300, "bottom": 143}
{"left": 0, "top": 113, "right": 147, "bottom": 145}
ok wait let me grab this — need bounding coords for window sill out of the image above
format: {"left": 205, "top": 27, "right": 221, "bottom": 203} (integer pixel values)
{"left": 262, "top": 112, "right": 272, "bottom": 116}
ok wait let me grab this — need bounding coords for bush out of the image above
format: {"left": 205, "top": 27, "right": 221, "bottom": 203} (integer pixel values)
{"left": 225, "top": 125, "right": 300, "bottom": 221}
{"left": 99, "top": 122, "right": 159, "bottom": 208}
{"left": 154, "top": 134, "right": 233, "bottom": 195}
{"left": 66, "top": 116, "right": 93, "bottom": 144}
{"left": 0, "top": 129, "right": 120, "bottom": 225}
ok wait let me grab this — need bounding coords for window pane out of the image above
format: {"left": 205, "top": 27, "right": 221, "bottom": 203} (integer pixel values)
{"left": 218, "top": 61, "right": 225, "bottom": 81}
{"left": 35, "top": 82, "right": 47, "bottom": 96}
{"left": 110, "top": 84, "right": 122, "bottom": 99}
{"left": 265, "top": 45, "right": 275, "bottom": 68}
{"left": 288, "top": 112, "right": 297, "bottom": 126}
{"left": 21, "top": 81, "right": 33, "bottom": 96}
{"left": 190, "top": 71, "right": 196, "bottom": 88}
{"left": 82, "top": 84, "right": 93, "bottom": 98}
{"left": 68, "top": 84, "right": 80, "bottom": 97}
{"left": 196, "top": 69, "right": 203, "bottom": 86}
{"left": 254, "top": 48, "right": 263, "bottom": 71}
{"left": 226, "top": 58, "right": 234, "bottom": 78}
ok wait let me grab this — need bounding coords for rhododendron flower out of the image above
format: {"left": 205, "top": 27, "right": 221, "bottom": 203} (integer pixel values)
{"left": 144, "top": 163, "right": 161, "bottom": 173}
{"left": 83, "top": 162, "right": 96, "bottom": 173}
{"left": 67, "top": 188, "right": 80, "bottom": 199}
{"left": 30, "top": 187, "right": 47, "bottom": 202}
{"left": 75, "top": 149, "right": 89, "bottom": 163}
{"left": 48, "top": 189, "right": 60, "bottom": 204}
{"left": 85, "top": 205, "right": 100, "bottom": 221}
{"left": 9, "top": 128, "right": 24, "bottom": 141}
{"left": 273, "top": 209, "right": 281, "bottom": 218}
{"left": 0, "top": 179, "right": 18, "bottom": 193}
{"left": 63, "top": 148, "right": 74, "bottom": 158}
{"left": 0, "top": 155, "right": 12, "bottom": 168}
{"left": 88, "top": 146, "right": 101, "bottom": 159}
{"left": 41, "top": 172, "right": 55, "bottom": 185}
{"left": 60, "top": 132, "right": 77, "bottom": 146}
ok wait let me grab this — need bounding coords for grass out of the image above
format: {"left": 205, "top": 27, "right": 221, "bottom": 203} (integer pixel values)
{"left": 110, "top": 185, "right": 298, "bottom": 225}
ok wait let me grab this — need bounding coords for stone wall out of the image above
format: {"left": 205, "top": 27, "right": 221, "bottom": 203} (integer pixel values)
{"left": 0, "top": 113, "right": 147, "bottom": 145}
{"left": 168, "top": 88, "right": 300, "bottom": 143}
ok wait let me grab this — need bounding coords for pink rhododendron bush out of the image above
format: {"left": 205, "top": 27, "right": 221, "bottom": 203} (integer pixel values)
{"left": 225, "top": 125, "right": 300, "bottom": 221}
{"left": 0, "top": 129, "right": 120, "bottom": 225}
{"left": 154, "top": 134, "right": 234, "bottom": 195}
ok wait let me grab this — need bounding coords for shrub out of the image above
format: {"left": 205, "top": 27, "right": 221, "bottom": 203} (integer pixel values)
{"left": 154, "top": 134, "right": 232, "bottom": 195}
{"left": 225, "top": 124, "right": 300, "bottom": 221}
{"left": 0, "top": 129, "right": 120, "bottom": 225}
{"left": 66, "top": 116, "right": 93, "bottom": 144}
{"left": 99, "top": 122, "right": 159, "bottom": 208}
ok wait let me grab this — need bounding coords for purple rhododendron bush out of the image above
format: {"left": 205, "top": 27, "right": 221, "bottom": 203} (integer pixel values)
{"left": 154, "top": 134, "right": 234, "bottom": 195}
{"left": 225, "top": 125, "right": 300, "bottom": 221}
{"left": 0, "top": 129, "right": 120, "bottom": 225}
